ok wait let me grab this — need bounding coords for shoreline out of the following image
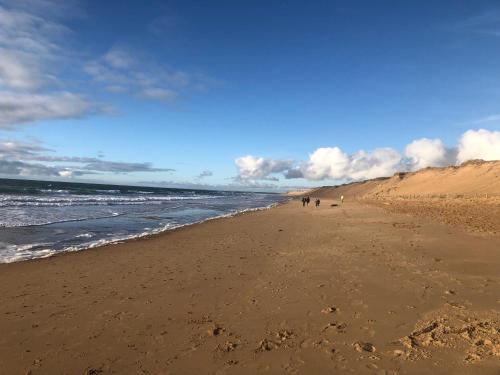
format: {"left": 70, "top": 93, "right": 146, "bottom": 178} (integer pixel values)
{"left": 0, "top": 199, "right": 499, "bottom": 374}
{"left": 0, "top": 200, "right": 287, "bottom": 265}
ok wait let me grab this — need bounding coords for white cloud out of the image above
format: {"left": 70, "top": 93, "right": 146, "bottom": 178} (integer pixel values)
{"left": 404, "top": 138, "right": 451, "bottom": 170}
{"left": 236, "top": 129, "right": 500, "bottom": 185}
{"left": 58, "top": 169, "right": 74, "bottom": 178}
{"left": 348, "top": 148, "right": 402, "bottom": 180}
{"left": 456, "top": 129, "right": 500, "bottom": 163}
{"left": 235, "top": 155, "right": 293, "bottom": 181}
{"left": 84, "top": 46, "right": 215, "bottom": 102}
{"left": 301, "top": 147, "right": 402, "bottom": 181}
{"left": 467, "top": 114, "right": 500, "bottom": 125}
{"left": 103, "top": 46, "right": 135, "bottom": 69}
{"left": 0, "top": 91, "right": 90, "bottom": 128}
{"left": 0, "top": 2, "right": 215, "bottom": 127}
{"left": 141, "top": 87, "right": 177, "bottom": 101}
{"left": 235, "top": 148, "right": 402, "bottom": 183}
{"left": 0, "top": 2, "right": 95, "bottom": 128}
{"left": 0, "top": 50, "right": 44, "bottom": 90}
{"left": 0, "top": 4, "right": 70, "bottom": 89}
{"left": 0, "top": 5, "right": 67, "bottom": 57}
{"left": 301, "top": 147, "right": 349, "bottom": 180}
{"left": 1, "top": 0, "right": 83, "bottom": 19}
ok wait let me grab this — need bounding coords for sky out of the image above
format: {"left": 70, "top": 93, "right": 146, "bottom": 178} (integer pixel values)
{"left": 0, "top": 0, "right": 499, "bottom": 191}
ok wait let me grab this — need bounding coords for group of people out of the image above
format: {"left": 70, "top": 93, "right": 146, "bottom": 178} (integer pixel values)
{"left": 301, "top": 196, "right": 321, "bottom": 207}
{"left": 301, "top": 195, "right": 344, "bottom": 207}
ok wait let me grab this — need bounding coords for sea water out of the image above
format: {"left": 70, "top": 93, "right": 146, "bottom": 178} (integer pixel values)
{"left": 0, "top": 179, "right": 285, "bottom": 263}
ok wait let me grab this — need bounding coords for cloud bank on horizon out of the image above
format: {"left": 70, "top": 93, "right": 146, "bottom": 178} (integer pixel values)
{"left": 235, "top": 129, "right": 500, "bottom": 185}
{"left": 0, "top": 139, "right": 173, "bottom": 178}
{"left": 3, "top": 128, "right": 497, "bottom": 188}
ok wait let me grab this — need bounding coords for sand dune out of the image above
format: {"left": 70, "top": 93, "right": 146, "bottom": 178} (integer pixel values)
{"left": 307, "top": 178, "right": 387, "bottom": 200}
{"left": 303, "top": 160, "right": 500, "bottom": 234}
{"left": 370, "top": 160, "right": 500, "bottom": 198}
{"left": 307, "top": 160, "right": 500, "bottom": 200}
{"left": 285, "top": 189, "right": 314, "bottom": 197}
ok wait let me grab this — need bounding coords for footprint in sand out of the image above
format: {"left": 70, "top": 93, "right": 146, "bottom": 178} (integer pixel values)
{"left": 84, "top": 368, "right": 103, "bottom": 375}
{"left": 255, "top": 329, "right": 294, "bottom": 353}
{"left": 323, "top": 322, "right": 347, "bottom": 334}
{"left": 217, "top": 341, "right": 237, "bottom": 352}
{"left": 207, "top": 325, "right": 225, "bottom": 336}
{"left": 256, "top": 338, "right": 276, "bottom": 352}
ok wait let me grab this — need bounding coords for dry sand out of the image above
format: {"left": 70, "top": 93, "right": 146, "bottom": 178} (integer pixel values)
{"left": 0, "top": 198, "right": 499, "bottom": 374}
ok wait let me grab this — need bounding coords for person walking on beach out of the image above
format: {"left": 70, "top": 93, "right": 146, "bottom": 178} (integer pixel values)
{"left": 340, "top": 195, "right": 344, "bottom": 204}
{"left": 315, "top": 198, "right": 320, "bottom": 207}
{"left": 302, "top": 197, "right": 306, "bottom": 207}
{"left": 306, "top": 196, "right": 310, "bottom": 206}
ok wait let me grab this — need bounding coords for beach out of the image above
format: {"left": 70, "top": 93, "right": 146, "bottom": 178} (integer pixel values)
{"left": 1, "top": 198, "right": 499, "bottom": 374}
{"left": 2, "top": 1, "right": 500, "bottom": 373}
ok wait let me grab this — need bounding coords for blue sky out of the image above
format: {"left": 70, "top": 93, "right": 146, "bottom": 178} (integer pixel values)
{"left": 0, "top": 0, "right": 499, "bottom": 190}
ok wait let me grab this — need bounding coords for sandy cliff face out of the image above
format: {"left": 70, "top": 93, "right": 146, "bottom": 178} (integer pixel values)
{"left": 303, "top": 160, "right": 500, "bottom": 234}
{"left": 307, "top": 160, "right": 500, "bottom": 199}
{"left": 369, "top": 160, "right": 500, "bottom": 198}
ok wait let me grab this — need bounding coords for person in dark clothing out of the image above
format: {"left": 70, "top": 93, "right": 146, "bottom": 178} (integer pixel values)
{"left": 302, "top": 197, "right": 306, "bottom": 207}
{"left": 306, "top": 196, "right": 310, "bottom": 206}
{"left": 315, "top": 198, "right": 320, "bottom": 207}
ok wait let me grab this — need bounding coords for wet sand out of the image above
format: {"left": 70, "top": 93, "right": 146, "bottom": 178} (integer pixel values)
{"left": 0, "top": 200, "right": 499, "bottom": 374}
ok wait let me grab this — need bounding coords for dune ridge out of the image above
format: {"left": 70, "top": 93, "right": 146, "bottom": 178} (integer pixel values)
{"left": 306, "top": 160, "right": 500, "bottom": 199}
{"left": 301, "top": 160, "right": 500, "bottom": 234}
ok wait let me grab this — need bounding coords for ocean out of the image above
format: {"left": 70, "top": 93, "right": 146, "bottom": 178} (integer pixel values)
{"left": 0, "top": 179, "right": 285, "bottom": 263}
